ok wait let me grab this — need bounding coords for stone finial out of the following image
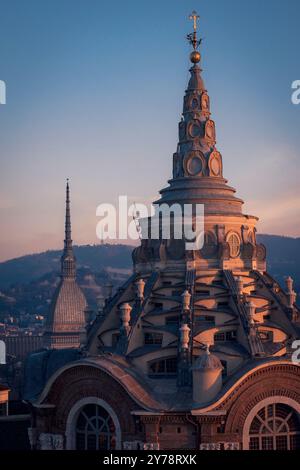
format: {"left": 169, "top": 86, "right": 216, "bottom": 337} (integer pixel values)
{"left": 236, "top": 276, "right": 244, "bottom": 297}
{"left": 285, "top": 276, "right": 297, "bottom": 308}
{"left": 136, "top": 278, "right": 145, "bottom": 300}
{"left": 246, "top": 301, "right": 256, "bottom": 325}
{"left": 182, "top": 290, "right": 191, "bottom": 311}
{"left": 96, "top": 295, "right": 105, "bottom": 314}
{"left": 288, "top": 292, "right": 297, "bottom": 309}
{"left": 285, "top": 276, "right": 294, "bottom": 293}
{"left": 119, "top": 303, "right": 132, "bottom": 333}
{"left": 179, "top": 323, "right": 191, "bottom": 350}
{"left": 192, "top": 345, "right": 223, "bottom": 404}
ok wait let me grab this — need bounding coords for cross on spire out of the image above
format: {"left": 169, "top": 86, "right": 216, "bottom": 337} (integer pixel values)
{"left": 189, "top": 10, "right": 199, "bottom": 32}
{"left": 187, "top": 10, "right": 202, "bottom": 51}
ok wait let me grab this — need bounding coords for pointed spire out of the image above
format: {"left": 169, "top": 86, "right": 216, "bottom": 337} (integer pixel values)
{"left": 65, "top": 179, "right": 72, "bottom": 251}
{"left": 158, "top": 12, "right": 243, "bottom": 214}
{"left": 61, "top": 179, "right": 76, "bottom": 279}
{"left": 170, "top": 12, "right": 223, "bottom": 181}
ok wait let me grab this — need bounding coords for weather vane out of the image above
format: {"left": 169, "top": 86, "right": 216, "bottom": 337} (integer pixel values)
{"left": 187, "top": 10, "right": 202, "bottom": 51}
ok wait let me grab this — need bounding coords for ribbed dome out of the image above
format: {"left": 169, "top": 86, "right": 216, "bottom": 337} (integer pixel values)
{"left": 193, "top": 349, "right": 223, "bottom": 371}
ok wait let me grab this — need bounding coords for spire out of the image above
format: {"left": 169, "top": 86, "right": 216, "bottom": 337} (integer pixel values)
{"left": 61, "top": 179, "right": 76, "bottom": 279}
{"left": 44, "top": 180, "right": 87, "bottom": 349}
{"left": 170, "top": 11, "right": 223, "bottom": 181}
{"left": 156, "top": 10, "right": 245, "bottom": 212}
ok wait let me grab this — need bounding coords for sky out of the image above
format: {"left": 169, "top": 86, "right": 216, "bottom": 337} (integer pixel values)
{"left": 0, "top": 0, "right": 299, "bottom": 262}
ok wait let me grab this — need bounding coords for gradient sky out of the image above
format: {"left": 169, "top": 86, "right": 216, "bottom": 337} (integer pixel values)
{"left": 0, "top": 0, "right": 299, "bottom": 262}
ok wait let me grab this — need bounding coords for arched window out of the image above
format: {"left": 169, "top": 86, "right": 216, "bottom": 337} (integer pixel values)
{"left": 227, "top": 233, "right": 240, "bottom": 258}
{"left": 248, "top": 403, "right": 300, "bottom": 450}
{"left": 148, "top": 357, "right": 177, "bottom": 377}
{"left": 75, "top": 403, "right": 116, "bottom": 450}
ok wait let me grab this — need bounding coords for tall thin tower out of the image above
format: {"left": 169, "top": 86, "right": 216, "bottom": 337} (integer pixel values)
{"left": 44, "top": 181, "right": 87, "bottom": 349}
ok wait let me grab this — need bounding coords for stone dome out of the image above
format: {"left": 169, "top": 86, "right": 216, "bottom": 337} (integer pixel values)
{"left": 193, "top": 348, "right": 223, "bottom": 371}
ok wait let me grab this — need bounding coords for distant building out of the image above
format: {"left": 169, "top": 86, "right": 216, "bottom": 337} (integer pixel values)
{"left": 24, "top": 15, "right": 300, "bottom": 451}
{"left": 43, "top": 181, "right": 87, "bottom": 349}
{"left": 0, "top": 334, "right": 43, "bottom": 361}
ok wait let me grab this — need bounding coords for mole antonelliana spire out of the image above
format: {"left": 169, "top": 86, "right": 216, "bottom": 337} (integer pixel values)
{"left": 43, "top": 180, "right": 87, "bottom": 349}
{"left": 61, "top": 179, "right": 76, "bottom": 279}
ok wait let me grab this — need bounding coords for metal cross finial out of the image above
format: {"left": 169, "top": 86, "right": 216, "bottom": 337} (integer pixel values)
{"left": 189, "top": 10, "right": 199, "bottom": 32}
{"left": 187, "top": 11, "right": 202, "bottom": 51}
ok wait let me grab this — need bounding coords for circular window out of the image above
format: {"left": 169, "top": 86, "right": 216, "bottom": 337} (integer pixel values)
{"left": 188, "top": 120, "right": 201, "bottom": 138}
{"left": 227, "top": 233, "right": 240, "bottom": 258}
{"left": 187, "top": 156, "right": 203, "bottom": 176}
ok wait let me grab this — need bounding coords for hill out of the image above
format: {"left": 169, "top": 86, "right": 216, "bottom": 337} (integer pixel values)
{"left": 0, "top": 236, "right": 299, "bottom": 323}
{"left": 0, "top": 244, "right": 133, "bottom": 289}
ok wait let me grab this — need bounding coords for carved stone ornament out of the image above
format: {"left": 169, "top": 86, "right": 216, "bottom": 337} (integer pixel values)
{"left": 208, "top": 150, "right": 222, "bottom": 177}
{"left": 123, "top": 441, "right": 145, "bottom": 450}
{"left": 143, "top": 442, "right": 160, "bottom": 450}
{"left": 201, "top": 92, "right": 210, "bottom": 111}
{"left": 256, "top": 243, "right": 266, "bottom": 261}
{"left": 200, "top": 442, "right": 221, "bottom": 450}
{"left": 205, "top": 119, "right": 216, "bottom": 141}
{"left": 39, "top": 433, "right": 64, "bottom": 450}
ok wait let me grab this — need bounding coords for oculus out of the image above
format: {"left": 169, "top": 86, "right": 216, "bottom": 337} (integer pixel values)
{"left": 188, "top": 120, "right": 202, "bottom": 138}
{"left": 185, "top": 152, "right": 204, "bottom": 176}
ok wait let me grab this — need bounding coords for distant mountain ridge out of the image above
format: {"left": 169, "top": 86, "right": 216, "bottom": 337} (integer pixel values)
{"left": 256, "top": 234, "right": 300, "bottom": 294}
{"left": 0, "top": 244, "right": 133, "bottom": 289}
{"left": 0, "top": 235, "right": 299, "bottom": 292}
